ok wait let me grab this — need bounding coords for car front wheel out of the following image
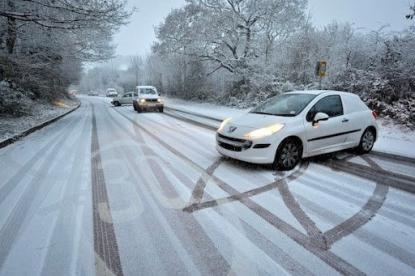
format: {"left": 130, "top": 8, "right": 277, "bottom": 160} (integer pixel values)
{"left": 274, "top": 138, "right": 302, "bottom": 171}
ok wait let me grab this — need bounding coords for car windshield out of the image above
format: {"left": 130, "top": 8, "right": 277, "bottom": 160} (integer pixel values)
{"left": 140, "top": 88, "right": 157, "bottom": 95}
{"left": 250, "top": 94, "right": 316, "bottom": 117}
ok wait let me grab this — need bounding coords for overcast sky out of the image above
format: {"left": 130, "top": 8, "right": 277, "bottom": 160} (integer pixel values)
{"left": 113, "top": 0, "right": 413, "bottom": 57}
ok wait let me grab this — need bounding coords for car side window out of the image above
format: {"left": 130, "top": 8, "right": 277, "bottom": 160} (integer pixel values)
{"left": 306, "top": 95, "right": 344, "bottom": 121}
{"left": 123, "top": 93, "right": 131, "bottom": 98}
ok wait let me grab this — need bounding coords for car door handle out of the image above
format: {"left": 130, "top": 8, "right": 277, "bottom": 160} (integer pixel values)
{"left": 342, "top": 118, "right": 349, "bottom": 123}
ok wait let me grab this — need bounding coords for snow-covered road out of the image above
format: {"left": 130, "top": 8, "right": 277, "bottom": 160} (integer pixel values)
{"left": 0, "top": 96, "right": 414, "bottom": 275}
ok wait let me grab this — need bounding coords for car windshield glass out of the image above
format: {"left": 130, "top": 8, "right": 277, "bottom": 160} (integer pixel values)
{"left": 140, "top": 88, "right": 157, "bottom": 95}
{"left": 251, "top": 94, "right": 317, "bottom": 117}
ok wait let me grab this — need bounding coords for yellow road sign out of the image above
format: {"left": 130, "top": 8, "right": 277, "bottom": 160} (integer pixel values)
{"left": 315, "top": 61, "right": 327, "bottom": 77}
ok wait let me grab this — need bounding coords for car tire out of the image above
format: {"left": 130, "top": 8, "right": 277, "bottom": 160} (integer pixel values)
{"left": 113, "top": 101, "right": 120, "bottom": 107}
{"left": 357, "top": 128, "right": 376, "bottom": 154}
{"left": 159, "top": 107, "right": 164, "bottom": 113}
{"left": 136, "top": 106, "right": 142, "bottom": 113}
{"left": 274, "top": 138, "right": 302, "bottom": 171}
{"left": 133, "top": 102, "right": 137, "bottom": 111}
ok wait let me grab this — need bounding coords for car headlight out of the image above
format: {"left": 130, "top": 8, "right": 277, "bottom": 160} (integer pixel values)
{"left": 244, "top": 124, "right": 284, "bottom": 140}
{"left": 157, "top": 98, "right": 163, "bottom": 103}
{"left": 218, "top": 118, "right": 232, "bottom": 132}
{"left": 139, "top": 99, "right": 146, "bottom": 103}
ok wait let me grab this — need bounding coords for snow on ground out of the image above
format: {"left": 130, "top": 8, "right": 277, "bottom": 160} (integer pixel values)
{"left": 165, "top": 97, "right": 415, "bottom": 159}
{"left": 374, "top": 119, "right": 415, "bottom": 158}
{"left": 0, "top": 97, "right": 79, "bottom": 142}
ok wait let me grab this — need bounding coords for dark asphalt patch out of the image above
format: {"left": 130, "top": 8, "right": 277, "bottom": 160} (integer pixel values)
{"left": 91, "top": 107, "right": 124, "bottom": 276}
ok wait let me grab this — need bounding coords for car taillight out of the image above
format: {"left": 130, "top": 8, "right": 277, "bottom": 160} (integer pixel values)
{"left": 372, "top": 111, "right": 379, "bottom": 119}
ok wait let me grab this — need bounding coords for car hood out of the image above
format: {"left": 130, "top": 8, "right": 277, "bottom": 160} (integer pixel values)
{"left": 229, "top": 113, "right": 296, "bottom": 128}
{"left": 139, "top": 95, "right": 159, "bottom": 100}
{"left": 219, "top": 113, "right": 299, "bottom": 139}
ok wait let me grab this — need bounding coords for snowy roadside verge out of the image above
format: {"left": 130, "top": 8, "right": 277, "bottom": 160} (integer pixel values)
{"left": 0, "top": 98, "right": 81, "bottom": 149}
{"left": 165, "top": 97, "right": 415, "bottom": 159}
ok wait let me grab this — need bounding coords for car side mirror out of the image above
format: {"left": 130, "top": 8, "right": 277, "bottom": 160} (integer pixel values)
{"left": 313, "top": 112, "right": 329, "bottom": 125}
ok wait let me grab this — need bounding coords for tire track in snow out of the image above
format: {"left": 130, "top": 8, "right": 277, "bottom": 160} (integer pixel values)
{"left": 183, "top": 162, "right": 308, "bottom": 213}
{"left": 140, "top": 102, "right": 415, "bottom": 271}
{"left": 321, "top": 155, "right": 415, "bottom": 194}
{"left": 40, "top": 102, "right": 92, "bottom": 275}
{"left": 91, "top": 106, "right": 124, "bottom": 276}
{"left": 103, "top": 104, "right": 230, "bottom": 275}
{"left": 0, "top": 108, "right": 82, "bottom": 270}
{"left": 0, "top": 104, "right": 85, "bottom": 205}
{"left": 111, "top": 106, "right": 364, "bottom": 276}
{"left": 324, "top": 183, "right": 389, "bottom": 246}
{"left": 293, "top": 193, "right": 415, "bottom": 269}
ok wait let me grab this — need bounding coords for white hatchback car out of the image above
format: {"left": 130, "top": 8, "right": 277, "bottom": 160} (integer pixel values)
{"left": 216, "top": 90, "right": 378, "bottom": 170}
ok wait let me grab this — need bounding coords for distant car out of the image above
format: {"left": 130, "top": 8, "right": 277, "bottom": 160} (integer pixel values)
{"left": 106, "top": 88, "right": 118, "bottom": 98}
{"left": 132, "top": 86, "right": 164, "bottom": 113}
{"left": 111, "top": 91, "right": 137, "bottom": 106}
{"left": 216, "top": 90, "right": 379, "bottom": 170}
{"left": 88, "top": 91, "right": 99, "bottom": 96}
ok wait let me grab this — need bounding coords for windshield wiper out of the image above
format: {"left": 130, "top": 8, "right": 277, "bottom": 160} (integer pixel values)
{"left": 251, "top": 111, "right": 296, "bottom": 117}
{"left": 250, "top": 111, "right": 275, "bottom": 115}
{"left": 274, "top": 113, "right": 296, "bottom": 117}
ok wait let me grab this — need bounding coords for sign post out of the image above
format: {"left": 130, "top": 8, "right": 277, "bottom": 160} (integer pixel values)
{"left": 315, "top": 61, "right": 327, "bottom": 89}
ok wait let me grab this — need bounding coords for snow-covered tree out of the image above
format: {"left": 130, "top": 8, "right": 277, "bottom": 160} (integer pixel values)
{"left": 0, "top": 0, "right": 132, "bottom": 114}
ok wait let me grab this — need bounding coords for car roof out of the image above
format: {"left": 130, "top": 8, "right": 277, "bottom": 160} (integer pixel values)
{"left": 136, "top": 86, "right": 156, "bottom": 89}
{"left": 285, "top": 90, "right": 356, "bottom": 97}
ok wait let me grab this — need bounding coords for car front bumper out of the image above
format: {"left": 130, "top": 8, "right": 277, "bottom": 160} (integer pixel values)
{"left": 216, "top": 132, "right": 280, "bottom": 164}
{"left": 136, "top": 101, "right": 163, "bottom": 108}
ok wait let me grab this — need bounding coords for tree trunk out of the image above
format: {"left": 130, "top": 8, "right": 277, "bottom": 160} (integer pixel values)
{"left": 6, "top": 17, "right": 16, "bottom": 54}
{"left": 6, "top": 1, "right": 17, "bottom": 54}
{"left": 243, "top": 26, "right": 251, "bottom": 58}
{"left": 265, "top": 40, "right": 273, "bottom": 65}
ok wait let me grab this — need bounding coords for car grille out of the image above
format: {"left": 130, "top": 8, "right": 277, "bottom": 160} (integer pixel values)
{"left": 216, "top": 133, "right": 252, "bottom": 152}
{"left": 144, "top": 99, "right": 158, "bottom": 103}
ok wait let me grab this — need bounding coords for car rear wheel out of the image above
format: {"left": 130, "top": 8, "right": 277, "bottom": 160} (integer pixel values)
{"left": 113, "top": 101, "right": 120, "bottom": 107}
{"left": 357, "top": 128, "right": 376, "bottom": 154}
{"left": 274, "top": 138, "right": 302, "bottom": 171}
